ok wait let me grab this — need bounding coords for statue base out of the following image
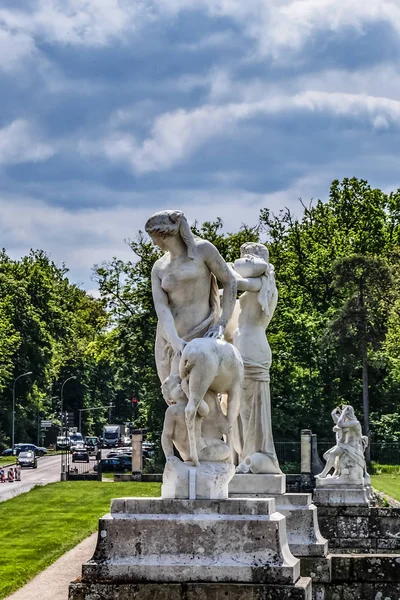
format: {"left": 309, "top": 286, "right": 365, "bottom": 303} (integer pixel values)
{"left": 229, "top": 473, "right": 286, "bottom": 495}
{"left": 313, "top": 478, "right": 372, "bottom": 506}
{"left": 229, "top": 478, "right": 328, "bottom": 559}
{"left": 68, "top": 497, "right": 311, "bottom": 599}
{"left": 70, "top": 579, "right": 312, "bottom": 600}
{"left": 162, "top": 459, "right": 235, "bottom": 499}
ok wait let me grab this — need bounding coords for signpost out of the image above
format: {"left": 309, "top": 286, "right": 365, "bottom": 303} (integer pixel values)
{"left": 41, "top": 420, "right": 52, "bottom": 428}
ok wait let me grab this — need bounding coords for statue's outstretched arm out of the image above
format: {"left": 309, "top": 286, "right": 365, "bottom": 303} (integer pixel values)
{"left": 201, "top": 241, "right": 237, "bottom": 335}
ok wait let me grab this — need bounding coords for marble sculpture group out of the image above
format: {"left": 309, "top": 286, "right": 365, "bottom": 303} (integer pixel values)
{"left": 145, "top": 209, "right": 282, "bottom": 486}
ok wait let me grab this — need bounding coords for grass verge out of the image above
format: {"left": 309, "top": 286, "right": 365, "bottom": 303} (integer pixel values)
{"left": 371, "top": 473, "right": 400, "bottom": 502}
{"left": 0, "top": 457, "right": 15, "bottom": 467}
{"left": 0, "top": 480, "right": 161, "bottom": 599}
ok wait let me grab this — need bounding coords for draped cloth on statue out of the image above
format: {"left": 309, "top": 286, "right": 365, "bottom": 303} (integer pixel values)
{"left": 327, "top": 441, "right": 366, "bottom": 472}
{"left": 239, "top": 358, "right": 279, "bottom": 465}
{"left": 156, "top": 273, "right": 220, "bottom": 378}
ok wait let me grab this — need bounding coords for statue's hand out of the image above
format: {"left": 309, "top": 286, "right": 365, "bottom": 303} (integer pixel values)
{"left": 204, "top": 322, "right": 225, "bottom": 339}
{"left": 171, "top": 337, "right": 186, "bottom": 355}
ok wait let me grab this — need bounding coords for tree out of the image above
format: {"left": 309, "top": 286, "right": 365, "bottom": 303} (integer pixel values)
{"left": 326, "top": 255, "right": 393, "bottom": 459}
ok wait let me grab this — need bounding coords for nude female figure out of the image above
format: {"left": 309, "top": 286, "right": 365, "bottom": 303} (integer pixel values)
{"left": 145, "top": 210, "right": 237, "bottom": 383}
{"left": 228, "top": 242, "right": 281, "bottom": 474}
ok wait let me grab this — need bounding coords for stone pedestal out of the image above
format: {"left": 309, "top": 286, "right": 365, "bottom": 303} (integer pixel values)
{"left": 229, "top": 473, "right": 286, "bottom": 495}
{"left": 229, "top": 474, "right": 328, "bottom": 560}
{"left": 69, "top": 497, "right": 312, "bottom": 600}
{"left": 70, "top": 579, "right": 312, "bottom": 600}
{"left": 314, "top": 476, "right": 371, "bottom": 506}
{"left": 162, "top": 459, "right": 235, "bottom": 499}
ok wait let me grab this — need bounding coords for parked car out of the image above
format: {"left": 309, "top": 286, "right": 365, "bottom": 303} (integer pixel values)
{"left": 107, "top": 449, "right": 130, "bottom": 458}
{"left": 17, "top": 451, "right": 37, "bottom": 468}
{"left": 2, "top": 443, "right": 46, "bottom": 457}
{"left": 71, "top": 448, "right": 89, "bottom": 463}
{"left": 95, "top": 456, "right": 131, "bottom": 472}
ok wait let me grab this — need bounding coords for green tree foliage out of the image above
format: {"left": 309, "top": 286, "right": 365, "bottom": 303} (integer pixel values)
{"left": 0, "top": 250, "right": 110, "bottom": 448}
{"left": 2, "top": 177, "right": 400, "bottom": 461}
{"left": 260, "top": 178, "right": 400, "bottom": 443}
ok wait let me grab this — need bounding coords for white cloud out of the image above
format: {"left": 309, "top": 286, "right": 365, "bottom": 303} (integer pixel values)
{"left": 0, "top": 186, "right": 302, "bottom": 288}
{"left": 79, "top": 89, "right": 400, "bottom": 174}
{"left": 0, "top": 29, "right": 37, "bottom": 74}
{"left": 1, "top": 0, "right": 400, "bottom": 74}
{"left": 0, "top": 120, "right": 55, "bottom": 165}
{"left": 0, "top": 0, "right": 142, "bottom": 47}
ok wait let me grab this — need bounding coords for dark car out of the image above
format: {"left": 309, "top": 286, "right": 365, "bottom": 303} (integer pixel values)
{"left": 2, "top": 444, "right": 45, "bottom": 457}
{"left": 17, "top": 451, "right": 37, "bottom": 468}
{"left": 95, "top": 456, "right": 131, "bottom": 472}
{"left": 72, "top": 448, "right": 89, "bottom": 463}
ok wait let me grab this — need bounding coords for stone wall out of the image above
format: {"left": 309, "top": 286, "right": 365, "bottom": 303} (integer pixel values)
{"left": 317, "top": 506, "right": 400, "bottom": 553}
{"left": 313, "top": 554, "right": 400, "bottom": 600}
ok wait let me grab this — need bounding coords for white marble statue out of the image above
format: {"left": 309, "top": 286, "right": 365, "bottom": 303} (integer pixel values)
{"left": 317, "top": 405, "right": 369, "bottom": 484}
{"left": 161, "top": 374, "right": 231, "bottom": 463}
{"left": 146, "top": 210, "right": 242, "bottom": 497}
{"left": 179, "top": 337, "right": 243, "bottom": 465}
{"left": 228, "top": 242, "right": 281, "bottom": 475}
{"left": 145, "top": 210, "right": 237, "bottom": 382}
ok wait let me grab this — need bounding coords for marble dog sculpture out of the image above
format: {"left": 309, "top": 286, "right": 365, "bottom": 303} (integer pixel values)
{"left": 179, "top": 336, "right": 244, "bottom": 466}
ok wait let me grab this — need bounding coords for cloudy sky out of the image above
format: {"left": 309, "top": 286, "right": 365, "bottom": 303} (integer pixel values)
{"left": 1, "top": 0, "right": 400, "bottom": 290}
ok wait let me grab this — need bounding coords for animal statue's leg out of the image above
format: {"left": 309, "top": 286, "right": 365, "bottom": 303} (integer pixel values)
{"left": 185, "top": 399, "right": 199, "bottom": 465}
{"left": 225, "top": 380, "right": 242, "bottom": 427}
{"left": 184, "top": 365, "right": 215, "bottom": 466}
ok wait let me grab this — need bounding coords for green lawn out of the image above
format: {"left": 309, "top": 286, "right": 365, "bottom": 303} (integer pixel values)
{"left": 0, "top": 457, "right": 15, "bottom": 467}
{"left": 0, "top": 481, "right": 161, "bottom": 599}
{"left": 371, "top": 473, "right": 400, "bottom": 502}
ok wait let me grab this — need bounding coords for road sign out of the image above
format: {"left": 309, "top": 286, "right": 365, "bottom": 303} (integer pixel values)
{"left": 41, "top": 420, "right": 52, "bottom": 428}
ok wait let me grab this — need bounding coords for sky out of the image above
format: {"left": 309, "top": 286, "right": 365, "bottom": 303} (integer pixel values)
{"left": 1, "top": 0, "right": 400, "bottom": 292}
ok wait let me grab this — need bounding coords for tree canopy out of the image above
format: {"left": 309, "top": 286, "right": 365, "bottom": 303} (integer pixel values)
{"left": 1, "top": 178, "right": 400, "bottom": 462}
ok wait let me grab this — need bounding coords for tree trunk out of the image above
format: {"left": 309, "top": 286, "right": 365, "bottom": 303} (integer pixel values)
{"left": 362, "top": 347, "right": 370, "bottom": 464}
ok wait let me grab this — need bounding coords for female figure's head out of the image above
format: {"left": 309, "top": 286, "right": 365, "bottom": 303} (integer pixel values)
{"left": 240, "top": 242, "right": 269, "bottom": 263}
{"left": 234, "top": 242, "right": 270, "bottom": 278}
{"left": 145, "top": 210, "right": 197, "bottom": 258}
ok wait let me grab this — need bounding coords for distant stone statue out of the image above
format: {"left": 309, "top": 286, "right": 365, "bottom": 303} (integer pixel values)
{"left": 145, "top": 210, "right": 237, "bottom": 382}
{"left": 317, "top": 405, "right": 369, "bottom": 484}
{"left": 229, "top": 242, "right": 281, "bottom": 475}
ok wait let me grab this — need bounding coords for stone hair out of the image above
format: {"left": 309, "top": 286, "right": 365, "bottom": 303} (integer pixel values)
{"left": 240, "top": 242, "right": 269, "bottom": 264}
{"left": 145, "top": 210, "right": 197, "bottom": 259}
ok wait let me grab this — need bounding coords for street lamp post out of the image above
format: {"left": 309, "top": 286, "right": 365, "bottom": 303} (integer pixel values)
{"left": 12, "top": 371, "right": 32, "bottom": 452}
{"left": 60, "top": 376, "right": 77, "bottom": 481}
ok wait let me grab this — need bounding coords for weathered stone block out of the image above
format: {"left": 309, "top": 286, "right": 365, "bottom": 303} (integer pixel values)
{"left": 377, "top": 537, "right": 400, "bottom": 551}
{"left": 229, "top": 490, "right": 328, "bottom": 559}
{"left": 69, "top": 580, "right": 313, "bottom": 600}
{"left": 229, "top": 473, "right": 286, "bottom": 495}
{"left": 334, "top": 516, "right": 369, "bottom": 539}
{"left": 300, "top": 556, "right": 332, "bottom": 583}
{"left": 351, "top": 555, "right": 400, "bottom": 582}
{"left": 81, "top": 498, "right": 301, "bottom": 585}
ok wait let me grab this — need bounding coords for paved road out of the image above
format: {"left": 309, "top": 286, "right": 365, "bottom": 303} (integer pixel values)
{"left": 0, "top": 455, "right": 62, "bottom": 503}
